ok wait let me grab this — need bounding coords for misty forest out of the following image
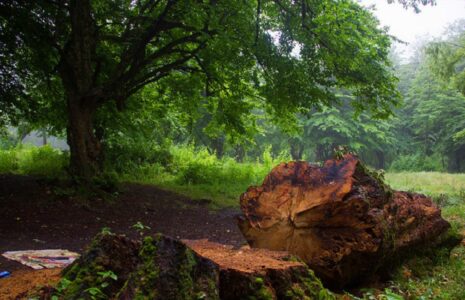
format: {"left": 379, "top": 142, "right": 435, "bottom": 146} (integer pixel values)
{"left": 0, "top": 0, "right": 465, "bottom": 299}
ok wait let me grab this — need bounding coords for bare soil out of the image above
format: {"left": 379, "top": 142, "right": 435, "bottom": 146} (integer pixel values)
{"left": 0, "top": 174, "right": 245, "bottom": 299}
{"left": 0, "top": 269, "right": 61, "bottom": 300}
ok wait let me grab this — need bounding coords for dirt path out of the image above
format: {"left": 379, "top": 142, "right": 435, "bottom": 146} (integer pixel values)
{"left": 0, "top": 174, "right": 245, "bottom": 273}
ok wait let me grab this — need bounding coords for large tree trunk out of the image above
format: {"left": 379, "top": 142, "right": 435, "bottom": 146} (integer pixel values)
{"left": 238, "top": 154, "right": 451, "bottom": 288}
{"left": 59, "top": 0, "right": 102, "bottom": 180}
{"left": 66, "top": 97, "right": 102, "bottom": 179}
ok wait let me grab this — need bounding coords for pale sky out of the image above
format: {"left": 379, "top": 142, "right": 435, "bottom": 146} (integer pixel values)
{"left": 359, "top": 0, "right": 465, "bottom": 59}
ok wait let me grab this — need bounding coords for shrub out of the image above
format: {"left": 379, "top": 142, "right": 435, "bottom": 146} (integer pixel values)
{"left": 105, "top": 139, "right": 172, "bottom": 173}
{"left": 17, "top": 145, "right": 68, "bottom": 178}
{"left": 0, "top": 150, "right": 19, "bottom": 173}
{"left": 389, "top": 154, "right": 444, "bottom": 172}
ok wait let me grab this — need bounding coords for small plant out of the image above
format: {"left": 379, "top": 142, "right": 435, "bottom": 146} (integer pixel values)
{"left": 84, "top": 287, "right": 107, "bottom": 300}
{"left": 97, "top": 270, "right": 118, "bottom": 281}
{"left": 353, "top": 288, "right": 404, "bottom": 300}
{"left": 333, "top": 145, "right": 356, "bottom": 160}
{"left": 51, "top": 278, "right": 72, "bottom": 300}
{"left": 100, "top": 227, "right": 112, "bottom": 235}
{"left": 83, "top": 270, "right": 118, "bottom": 300}
{"left": 132, "top": 221, "right": 151, "bottom": 236}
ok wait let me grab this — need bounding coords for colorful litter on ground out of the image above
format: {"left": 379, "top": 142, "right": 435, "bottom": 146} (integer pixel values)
{"left": 2, "top": 249, "right": 79, "bottom": 269}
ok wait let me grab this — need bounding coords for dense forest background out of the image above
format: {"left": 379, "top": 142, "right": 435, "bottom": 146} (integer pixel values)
{"left": 5, "top": 23, "right": 464, "bottom": 173}
{"left": 3, "top": 22, "right": 465, "bottom": 168}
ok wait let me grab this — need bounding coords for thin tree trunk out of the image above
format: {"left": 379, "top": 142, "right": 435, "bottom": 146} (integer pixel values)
{"left": 315, "top": 144, "right": 325, "bottom": 162}
{"left": 235, "top": 145, "right": 245, "bottom": 162}
{"left": 41, "top": 129, "right": 47, "bottom": 145}
{"left": 212, "top": 136, "right": 225, "bottom": 159}
{"left": 289, "top": 138, "right": 304, "bottom": 160}
{"left": 376, "top": 150, "right": 385, "bottom": 169}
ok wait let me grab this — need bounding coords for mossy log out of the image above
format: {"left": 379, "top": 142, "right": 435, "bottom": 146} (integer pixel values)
{"left": 51, "top": 233, "right": 333, "bottom": 299}
{"left": 238, "top": 154, "right": 450, "bottom": 288}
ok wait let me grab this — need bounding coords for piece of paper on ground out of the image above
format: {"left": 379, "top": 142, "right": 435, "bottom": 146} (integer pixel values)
{"left": 2, "top": 249, "right": 79, "bottom": 269}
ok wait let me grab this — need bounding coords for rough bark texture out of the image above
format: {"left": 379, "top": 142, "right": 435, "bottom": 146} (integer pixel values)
{"left": 66, "top": 100, "right": 102, "bottom": 179}
{"left": 238, "top": 154, "right": 451, "bottom": 288}
{"left": 59, "top": 0, "right": 103, "bottom": 180}
{"left": 52, "top": 233, "right": 333, "bottom": 299}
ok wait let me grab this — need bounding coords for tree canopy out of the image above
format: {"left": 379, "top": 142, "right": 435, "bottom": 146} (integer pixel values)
{"left": 0, "top": 0, "right": 399, "bottom": 181}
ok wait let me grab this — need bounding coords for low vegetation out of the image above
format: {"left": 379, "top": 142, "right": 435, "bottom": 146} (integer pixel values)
{"left": 1, "top": 144, "right": 465, "bottom": 298}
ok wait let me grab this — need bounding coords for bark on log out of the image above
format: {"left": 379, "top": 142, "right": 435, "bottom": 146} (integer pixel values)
{"left": 238, "top": 154, "right": 451, "bottom": 288}
{"left": 51, "top": 233, "right": 333, "bottom": 299}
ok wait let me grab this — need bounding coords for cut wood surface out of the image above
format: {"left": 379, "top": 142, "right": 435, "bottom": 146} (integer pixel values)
{"left": 185, "top": 239, "right": 334, "bottom": 299}
{"left": 42, "top": 233, "right": 333, "bottom": 299}
{"left": 238, "top": 154, "right": 451, "bottom": 287}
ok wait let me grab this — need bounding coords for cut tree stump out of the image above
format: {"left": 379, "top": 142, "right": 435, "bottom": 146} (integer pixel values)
{"left": 238, "top": 154, "right": 451, "bottom": 288}
{"left": 49, "top": 233, "right": 333, "bottom": 299}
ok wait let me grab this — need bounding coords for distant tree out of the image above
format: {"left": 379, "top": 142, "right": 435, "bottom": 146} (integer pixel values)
{"left": 0, "top": 0, "right": 399, "bottom": 182}
{"left": 394, "top": 46, "right": 465, "bottom": 172}
{"left": 389, "top": 0, "right": 436, "bottom": 12}
{"left": 291, "top": 94, "right": 396, "bottom": 167}
{"left": 427, "top": 20, "right": 465, "bottom": 96}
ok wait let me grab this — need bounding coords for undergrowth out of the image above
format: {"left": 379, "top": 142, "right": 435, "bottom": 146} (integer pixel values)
{"left": 0, "top": 144, "right": 68, "bottom": 178}
{"left": 118, "top": 145, "right": 289, "bottom": 207}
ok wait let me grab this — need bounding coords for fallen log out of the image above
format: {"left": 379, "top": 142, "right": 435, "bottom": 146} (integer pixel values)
{"left": 49, "top": 232, "right": 333, "bottom": 299}
{"left": 238, "top": 154, "right": 451, "bottom": 288}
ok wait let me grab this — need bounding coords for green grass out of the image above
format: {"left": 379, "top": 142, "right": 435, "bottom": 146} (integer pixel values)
{"left": 119, "top": 145, "right": 283, "bottom": 208}
{"left": 386, "top": 172, "right": 465, "bottom": 200}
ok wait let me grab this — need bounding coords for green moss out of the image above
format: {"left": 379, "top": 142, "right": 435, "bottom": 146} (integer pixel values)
{"left": 132, "top": 236, "right": 160, "bottom": 299}
{"left": 355, "top": 161, "right": 393, "bottom": 202}
{"left": 247, "top": 277, "right": 274, "bottom": 300}
{"left": 176, "top": 248, "right": 197, "bottom": 298}
{"left": 285, "top": 284, "right": 311, "bottom": 300}
{"left": 283, "top": 269, "right": 335, "bottom": 300}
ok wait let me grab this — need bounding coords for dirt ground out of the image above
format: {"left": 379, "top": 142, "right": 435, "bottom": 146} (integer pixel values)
{"left": 0, "top": 174, "right": 245, "bottom": 299}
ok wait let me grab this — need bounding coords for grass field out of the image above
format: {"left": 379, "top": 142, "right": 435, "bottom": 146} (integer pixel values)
{"left": 386, "top": 172, "right": 465, "bottom": 200}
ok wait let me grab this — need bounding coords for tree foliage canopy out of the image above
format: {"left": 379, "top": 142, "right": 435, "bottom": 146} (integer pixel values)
{"left": 0, "top": 0, "right": 399, "bottom": 179}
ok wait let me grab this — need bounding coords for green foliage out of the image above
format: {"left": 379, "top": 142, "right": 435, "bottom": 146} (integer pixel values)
{"left": 0, "top": 145, "right": 67, "bottom": 178}
{"left": 0, "top": 129, "right": 16, "bottom": 149}
{"left": 84, "top": 271, "right": 118, "bottom": 300}
{"left": 0, "top": 0, "right": 399, "bottom": 179}
{"left": 0, "top": 150, "right": 18, "bottom": 173}
{"left": 391, "top": 34, "right": 465, "bottom": 172}
{"left": 389, "top": 154, "right": 444, "bottom": 172}
{"left": 119, "top": 144, "right": 287, "bottom": 207}
{"left": 17, "top": 145, "right": 67, "bottom": 178}
{"left": 132, "top": 221, "right": 151, "bottom": 237}
{"left": 427, "top": 20, "right": 465, "bottom": 96}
